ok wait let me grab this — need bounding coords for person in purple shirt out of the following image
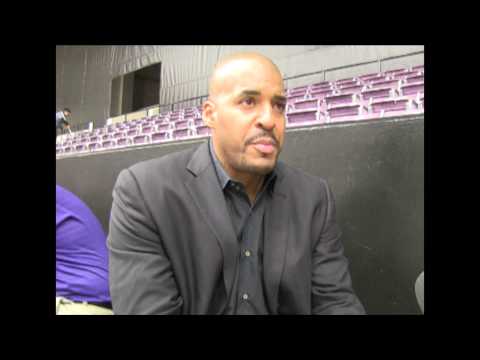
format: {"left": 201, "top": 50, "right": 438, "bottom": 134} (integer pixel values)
{"left": 56, "top": 184, "right": 113, "bottom": 315}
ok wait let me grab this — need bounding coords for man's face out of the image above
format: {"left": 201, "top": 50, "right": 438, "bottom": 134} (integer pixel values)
{"left": 204, "top": 57, "right": 286, "bottom": 178}
{"left": 63, "top": 111, "right": 71, "bottom": 118}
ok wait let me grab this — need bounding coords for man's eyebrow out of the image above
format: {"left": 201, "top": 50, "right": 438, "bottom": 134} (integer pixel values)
{"left": 272, "top": 95, "right": 287, "bottom": 103}
{"left": 238, "top": 90, "right": 286, "bottom": 100}
{"left": 238, "top": 90, "right": 261, "bottom": 97}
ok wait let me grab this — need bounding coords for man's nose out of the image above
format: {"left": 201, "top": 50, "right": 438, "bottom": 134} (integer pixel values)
{"left": 256, "top": 104, "right": 276, "bottom": 130}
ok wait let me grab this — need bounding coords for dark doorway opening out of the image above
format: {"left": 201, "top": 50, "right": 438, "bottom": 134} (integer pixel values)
{"left": 110, "top": 62, "right": 161, "bottom": 117}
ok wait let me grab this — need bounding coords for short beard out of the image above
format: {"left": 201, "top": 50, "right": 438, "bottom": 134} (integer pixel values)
{"left": 230, "top": 152, "right": 278, "bottom": 176}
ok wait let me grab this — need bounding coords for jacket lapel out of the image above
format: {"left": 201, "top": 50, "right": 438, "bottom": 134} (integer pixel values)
{"left": 184, "top": 142, "right": 239, "bottom": 305}
{"left": 263, "top": 163, "right": 289, "bottom": 314}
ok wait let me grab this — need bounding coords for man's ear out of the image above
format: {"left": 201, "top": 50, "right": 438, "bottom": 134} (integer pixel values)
{"left": 202, "top": 100, "right": 216, "bottom": 129}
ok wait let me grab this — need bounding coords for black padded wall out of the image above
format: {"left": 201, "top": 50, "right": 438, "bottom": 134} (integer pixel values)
{"left": 56, "top": 115, "right": 424, "bottom": 314}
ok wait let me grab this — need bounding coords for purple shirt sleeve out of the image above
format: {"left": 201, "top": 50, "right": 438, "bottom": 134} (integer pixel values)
{"left": 56, "top": 185, "right": 111, "bottom": 303}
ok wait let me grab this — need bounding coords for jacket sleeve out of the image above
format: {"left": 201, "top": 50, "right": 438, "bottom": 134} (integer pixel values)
{"left": 107, "top": 168, "right": 183, "bottom": 314}
{"left": 311, "top": 180, "right": 366, "bottom": 315}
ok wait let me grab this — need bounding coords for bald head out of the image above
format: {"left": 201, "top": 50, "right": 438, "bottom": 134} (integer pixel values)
{"left": 209, "top": 52, "right": 283, "bottom": 100}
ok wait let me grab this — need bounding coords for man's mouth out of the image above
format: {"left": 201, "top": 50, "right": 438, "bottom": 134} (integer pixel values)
{"left": 250, "top": 138, "right": 277, "bottom": 155}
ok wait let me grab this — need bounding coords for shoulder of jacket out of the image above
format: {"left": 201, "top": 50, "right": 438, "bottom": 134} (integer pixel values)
{"left": 127, "top": 146, "right": 197, "bottom": 179}
{"left": 279, "top": 161, "right": 328, "bottom": 189}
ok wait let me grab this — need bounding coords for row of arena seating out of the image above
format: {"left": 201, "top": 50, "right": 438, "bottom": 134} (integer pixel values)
{"left": 57, "top": 65, "right": 424, "bottom": 157}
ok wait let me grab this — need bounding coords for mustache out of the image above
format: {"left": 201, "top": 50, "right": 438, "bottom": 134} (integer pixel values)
{"left": 244, "top": 131, "right": 279, "bottom": 147}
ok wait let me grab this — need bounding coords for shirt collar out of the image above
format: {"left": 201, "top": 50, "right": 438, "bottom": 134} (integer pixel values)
{"left": 208, "top": 139, "right": 277, "bottom": 193}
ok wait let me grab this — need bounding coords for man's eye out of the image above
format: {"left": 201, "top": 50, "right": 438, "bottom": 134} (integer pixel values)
{"left": 274, "top": 103, "right": 286, "bottom": 112}
{"left": 242, "top": 97, "right": 256, "bottom": 106}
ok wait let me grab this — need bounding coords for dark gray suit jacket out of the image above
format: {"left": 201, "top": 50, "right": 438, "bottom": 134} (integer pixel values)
{"left": 108, "top": 141, "right": 365, "bottom": 314}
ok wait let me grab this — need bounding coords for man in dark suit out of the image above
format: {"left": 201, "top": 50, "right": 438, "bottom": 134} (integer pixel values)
{"left": 108, "top": 52, "right": 365, "bottom": 314}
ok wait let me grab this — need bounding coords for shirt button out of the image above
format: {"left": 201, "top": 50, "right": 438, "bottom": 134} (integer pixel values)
{"left": 244, "top": 250, "right": 251, "bottom": 257}
{"left": 242, "top": 293, "right": 249, "bottom": 300}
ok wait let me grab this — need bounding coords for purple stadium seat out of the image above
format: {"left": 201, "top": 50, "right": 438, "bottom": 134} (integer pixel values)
{"left": 311, "top": 81, "right": 330, "bottom": 87}
{"left": 310, "top": 89, "right": 334, "bottom": 100}
{"left": 293, "top": 98, "right": 319, "bottom": 110}
{"left": 194, "top": 118, "right": 204, "bottom": 127}
{"left": 141, "top": 126, "right": 153, "bottom": 134}
{"left": 102, "top": 134, "right": 112, "bottom": 140}
{"left": 64, "top": 147, "right": 72, "bottom": 153}
{"left": 288, "top": 91, "right": 308, "bottom": 100}
{"left": 287, "top": 94, "right": 307, "bottom": 103}
{"left": 361, "top": 88, "right": 394, "bottom": 101}
{"left": 384, "top": 68, "right": 408, "bottom": 76}
{"left": 133, "top": 135, "right": 150, "bottom": 145}
{"left": 392, "top": 71, "right": 420, "bottom": 79}
{"left": 113, "top": 131, "right": 124, "bottom": 139}
{"left": 370, "top": 99, "right": 411, "bottom": 114}
{"left": 286, "top": 109, "right": 318, "bottom": 124}
{"left": 370, "top": 79, "right": 400, "bottom": 89}
{"left": 310, "top": 84, "right": 332, "bottom": 93}
{"left": 101, "top": 140, "right": 115, "bottom": 149}
{"left": 325, "top": 93, "right": 358, "bottom": 107}
{"left": 289, "top": 85, "right": 309, "bottom": 93}
{"left": 327, "top": 104, "right": 363, "bottom": 119}
{"left": 337, "top": 84, "right": 364, "bottom": 94}
{"left": 116, "top": 138, "right": 129, "bottom": 147}
{"left": 174, "top": 120, "right": 189, "bottom": 129}
{"left": 335, "top": 79, "right": 358, "bottom": 87}
{"left": 406, "top": 74, "right": 424, "bottom": 83}
{"left": 75, "top": 144, "right": 86, "bottom": 152}
{"left": 196, "top": 125, "right": 211, "bottom": 136}
{"left": 154, "top": 118, "right": 167, "bottom": 126}
{"left": 173, "top": 128, "right": 191, "bottom": 139}
{"left": 80, "top": 138, "right": 89, "bottom": 143}
{"left": 151, "top": 131, "right": 169, "bottom": 143}
{"left": 400, "top": 82, "right": 424, "bottom": 96}
{"left": 126, "top": 129, "right": 138, "bottom": 137}
{"left": 156, "top": 123, "right": 171, "bottom": 132}
{"left": 88, "top": 143, "right": 100, "bottom": 151}
{"left": 359, "top": 73, "right": 385, "bottom": 81}
{"left": 89, "top": 136, "right": 99, "bottom": 142}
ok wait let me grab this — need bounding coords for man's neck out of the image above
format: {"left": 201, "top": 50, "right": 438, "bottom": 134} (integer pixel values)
{"left": 212, "top": 141, "right": 265, "bottom": 204}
